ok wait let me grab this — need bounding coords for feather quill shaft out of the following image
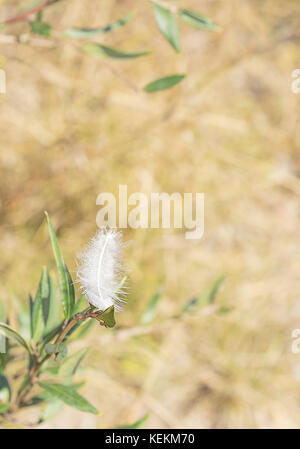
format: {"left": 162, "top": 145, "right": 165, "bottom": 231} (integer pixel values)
{"left": 77, "top": 229, "right": 126, "bottom": 312}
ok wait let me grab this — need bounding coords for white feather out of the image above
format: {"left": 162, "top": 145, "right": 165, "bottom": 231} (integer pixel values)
{"left": 77, "top": 229, "right": 126, "bottom": 312}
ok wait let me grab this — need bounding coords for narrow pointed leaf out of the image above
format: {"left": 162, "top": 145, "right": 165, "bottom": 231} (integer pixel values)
{"left": 44, "top": 343, "right": 57, "bottom": 355}
{"left": 0, "top": 352, "right": 9, "bottom": 373}
{"left": 38, "top": 382, "right": 84, "bottom": 401}
{"left": 59, "top": 348, "right": 89, "bottom": 377}
{"left": 0, "top": 323, "right": 32, "bottom": 354}
{"left": 83, "top": 43, "right": 150, "bottom": 59}
{"left": 17, "top": 300, "right": 31, "bottom": 341}
{"left": 32, "top": 266, "right": 50, "bottom": 341}
{"left": 72, "top": 295, "right": 87, "bottom": 316}
{"left": 29, "top": 295, "right": 34, "bottom": 338}
{"left": 178, "top": 9, "right": 220, "bottom": 32}
{"left": 55, "top": 344, "right": 67, "bottom": 361}
{"left": 153, "top": 3, "right": 180, "bottom": 53}
{"left": 141, "top": 289, "right": 163, "bottom": 324}
{"left": 68, "top": 319, "right": 95, "bottom": 341}
{"left": 40, "top": 400, "right": 63, "bottom": 422}
{"left": 182, "top": 275, "right": 225, "bottom": 312}
{"left": 144, "top": 74, "right": 185, "bottom": 93}
{"left": 65, "top": 265, "right": 75, "bottom": 316}
{"left": 117, "top": 413, "right": 150, "bottom": 429}
{"left": 42, "top": 269, "right": 51, "bottom": 326}
{"left": 65, "top": 11, "right": 134, "bottom": 38}
{"left": 42, "top": 321, "right": 64, "bottom": 349}
{"left": 45, "top": 212, "right": 75, "bottom": 319}
{"left": 45, "top": 343, "right": 67, "bottom": 361}
{"left": 197, "top": 274, "right": 225, "bottom": 307}
{"left": 44, "top": 275, "right": 61, "bottom": 334}
{"left": 39, "top": 382, "right": 99, "bottom": 415}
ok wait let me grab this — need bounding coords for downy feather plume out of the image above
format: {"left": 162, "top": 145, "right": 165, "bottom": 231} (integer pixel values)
{"left": 77, "top": 229, "right": 127, "bottom": 312}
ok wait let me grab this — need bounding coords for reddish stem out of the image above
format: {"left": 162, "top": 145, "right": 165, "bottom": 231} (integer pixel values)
{"left": 15, "top": 308, "right": 104, "bottom": 407}
{"left": 4, "top": 0, "right": 61, "bottom": 24}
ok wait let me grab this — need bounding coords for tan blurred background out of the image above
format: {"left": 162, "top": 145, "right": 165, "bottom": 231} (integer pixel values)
{"left": 1, "top": 0, "right": 300, "bottom": 428}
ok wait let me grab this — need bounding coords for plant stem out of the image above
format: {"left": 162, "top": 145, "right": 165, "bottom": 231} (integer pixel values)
{"left": 3, "top": 0, "right": 178, "bottom": 25}
{"left": 3, "top": 0, "right": 62, "bottom": 24}
{"left": 14, "top": 308, "right": 103, "bottom": 408}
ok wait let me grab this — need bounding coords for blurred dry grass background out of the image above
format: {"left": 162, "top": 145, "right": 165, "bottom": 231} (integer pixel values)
{"left": 1, "top": 0, "right": 300, "bottom": 428}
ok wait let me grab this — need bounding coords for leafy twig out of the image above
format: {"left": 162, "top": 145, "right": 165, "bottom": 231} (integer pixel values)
{"left": 3, "top": 0, "right": 61, "bottom": 24}
{"left": 14, "top": 307, "right": 104, "bottom": 408}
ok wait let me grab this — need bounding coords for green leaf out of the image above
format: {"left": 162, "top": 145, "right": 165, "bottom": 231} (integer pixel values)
{"left": 30, "top": 17, "right": 51, "bottom": 37}
{"left": 45, "top": 343, "right": 67, "bottom": 361}
{"left": 38, "top": 382, "right": 84, "bottom": 402}
{"left": 181, "top": 297, "right": 197, "bottom": 313}
{"left": 72, "top": 295, "right": 87, "bottom": 316}
{"left": 38, "top": 382, "right": 99, "bottom": 415}
{"left": 178, "top": 9, "right": 220, "bottom": 32}
{"left": 198, "top": 274, "right": 225, "bottom": 306}
{"left": 65, "top": 11, "right": 134, "bottom": 38}
{"left": 217, "top": 306, "right": 232, "bottom": 314}
{"left": 0, "top": 375, "right": 11, "bottom": 403}
{"left": 65, "top": 265, "right": 75, "bottom": 317}
{"left": 40, "top": 400, "right": 63, "bottom": 422}
{"left": 59, "top": 348, "right": 88, "bottom": 377}
{"left": 182, "top": 275, "right": 225, "bottom": 313}
{"left": 117, "top": 413, "right": 150, "bottom": 429}
{"left": 32, "top": 267, "right": 50, "bottom": 341}
{"left": 82, "top": 43, "right": 150, "bottom": 59}
{"left": 0, "top": 322, "right": 32, "bottom": 354}
{"left": 144, "top": 74, "right": 185, "bottom": 93}
{"left": 0, "top": 352, "right": 9, "bottom": 374}
{"left": 44, "top": 343, "right": 57, "bottom": 354}
{"left": 97, "top": 306, "right": 116, "bottom": 328}
{"left": 55, "top": 344, "right": 67, "bottom": 362}
{"left": 141, "top": 289, "right": 163, "bottom": 324}
{"left": 42, "top": 269, "right": 51, "bottom": 326}
{"left": 153, "top": 3, "right": 180, "bottom": 53}
{"left": 68, "top": 318, "right": 95, "bottom": 341}
{"left": 42, "top": 321, "right": 63, "bottom": 350}
{"left": 0, "top": 304, "right": 8, "bottom": 370}
{"left": 29, "top": 294, "right": 34, "bottom": 338}
{"left": 45, "top": 212, "right": 75, "bottom": 319}
{"left": 44, "top": 275, "right": 62, "bottom": 334}
{"left": 71, "top": 381, "right": 86, "bottom": 391}
{"left": 0, "top": 403, "right": 10, "bottom": 414}
{"left": 16, "top": 299, "right": 31, "bottom": 341}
